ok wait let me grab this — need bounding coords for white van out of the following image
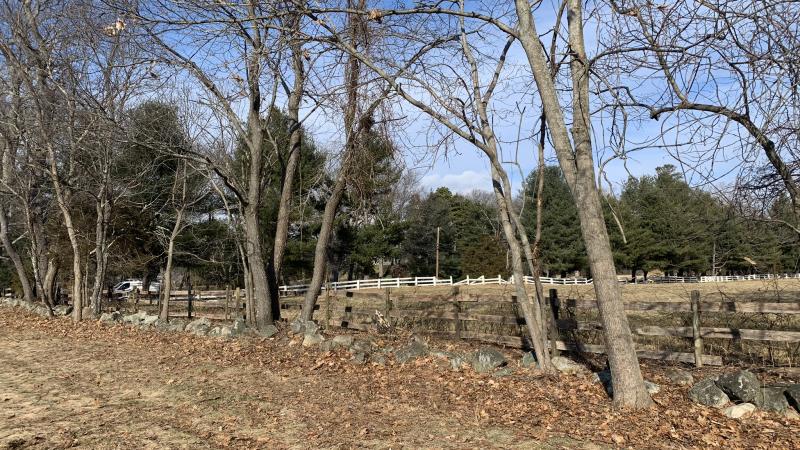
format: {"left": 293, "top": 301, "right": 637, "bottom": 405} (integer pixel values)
{"left": 112, "top": 280, "right": 160, "bottom": 295}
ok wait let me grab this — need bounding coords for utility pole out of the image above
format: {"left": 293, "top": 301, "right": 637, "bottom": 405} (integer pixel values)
{"left": 435, "top": 226, "right": 440, "bottom": 278}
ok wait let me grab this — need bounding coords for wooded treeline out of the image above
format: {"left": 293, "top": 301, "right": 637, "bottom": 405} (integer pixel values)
{"left": 1, "top": 0, "right": 798, "bottom": 408}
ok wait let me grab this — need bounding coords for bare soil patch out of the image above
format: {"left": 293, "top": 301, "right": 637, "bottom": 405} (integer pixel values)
{"left": 0, "top": 308, "right": 798, "bottom": 449}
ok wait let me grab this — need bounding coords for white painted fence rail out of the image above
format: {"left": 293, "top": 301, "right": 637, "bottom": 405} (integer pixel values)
{"left": 277, "top": 273, "right": 800, "bottom": 296}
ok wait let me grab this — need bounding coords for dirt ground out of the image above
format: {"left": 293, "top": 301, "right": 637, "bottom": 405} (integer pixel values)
{"left": 1, "top": 307, "right": 799, "bottom": 449}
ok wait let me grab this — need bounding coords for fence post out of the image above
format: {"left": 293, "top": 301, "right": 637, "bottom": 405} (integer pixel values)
{"left": 225, "top": 285, "right": 231, "bottom": 320}
{"left": 235, "top": 287, "right": 242, "bottom": 319}
{"left": 384, "top": 288, "right": 392, "bottom": 327}
{"left": 452, "top": 286, "right": 462, "bottom": 339}
{"left": 548, "top": 289, "right": 561, "bottom": 357}
{"left": 691, "top": 290, "right": 703, "bottom": 367}
{"left": 326, "top": 282, "right": 332, "bottom": 326}
{"left": 187, "top": 284, "right": 194, "bottom": 319}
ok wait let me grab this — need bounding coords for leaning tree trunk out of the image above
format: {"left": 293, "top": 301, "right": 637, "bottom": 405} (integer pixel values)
{"left": 46, "top": 158, "right": 83, "bottom": 321}
{"left": 514, "top": 0, "right": 652, "bottom": 408}
{"left": 300, "top": 172, "right": 347, "bottom": 322}
{"left": 488, "top": 162, "right": 550, "bottom": 369}
{"left": 0, "top": 205, "right": 34, "bottom": 303}
{"left": 43, "top": 260, "right": 57, "bottom": 309}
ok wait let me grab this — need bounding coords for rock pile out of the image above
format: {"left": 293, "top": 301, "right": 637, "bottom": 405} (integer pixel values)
{"left": 688, "top": 369, "right": 800, "bottom": 419}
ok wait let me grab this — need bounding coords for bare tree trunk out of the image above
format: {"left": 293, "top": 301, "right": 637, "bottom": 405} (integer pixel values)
{"left": 159, "top": 209, "right": 183, "bottom": 321}
{"left": 44, "top": 156, "right": 83, "bottom": 321}
{"left": 300, "top": 173, "right": 347, "bottom": 321}
{"left": 532, "top": 118, "right": 554, "bottom": 357}
{"left": 0, "top": 205, "right": 34, "bottom": 303}
{"left": 91, "top": 194, "right": 111, "bottom": 315}
{"left": 300, "top": 2, "right": 365, "bottom": 322}
{"left": 268, "top": 34, "right": 305, "bottom": 321}
{"left": 514, "top": 0, "right": 652, "bottom": 408}
{"left": 43, "top": 259, "right": 57, "bottom": 308}
{"left": 272, "top": 21, "right": 305, "bottom": 287}
{"left": 489, "top": 164, "right": 550, "bottom": 368}
{"left": 456, "top": 14, "right": 550, "bottom": 368}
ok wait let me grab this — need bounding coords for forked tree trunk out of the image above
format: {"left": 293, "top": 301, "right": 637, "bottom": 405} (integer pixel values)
{"left": 514, "top": 0, "right": 652, "bottom": 408}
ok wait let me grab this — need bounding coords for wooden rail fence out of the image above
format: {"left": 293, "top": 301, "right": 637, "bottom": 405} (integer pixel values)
{"left": 105, "top": 285, "right": 800, "bottom": 367}
{"left": 275, "top": 288, "right": 800, "bottom": 367}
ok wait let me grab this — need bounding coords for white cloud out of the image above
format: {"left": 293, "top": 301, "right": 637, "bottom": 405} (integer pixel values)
{"left": 421, "top": 170, "right": 493, "bottom": 195}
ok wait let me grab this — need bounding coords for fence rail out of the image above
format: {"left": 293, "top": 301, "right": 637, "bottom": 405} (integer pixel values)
{"left": 270, "top": 288, "right": 800, "bottom": 367}
{"left": 275, "top": 272, "right": 800, "bottom": 295}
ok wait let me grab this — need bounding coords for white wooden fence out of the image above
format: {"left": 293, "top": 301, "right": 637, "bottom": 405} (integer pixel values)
{"left": 277, "top": 273, "right": 800, "bottom": 296}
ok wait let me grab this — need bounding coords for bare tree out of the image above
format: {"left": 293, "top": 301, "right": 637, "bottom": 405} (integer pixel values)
{"left": 601, "top": 0, "right": 800, "bottom": 233}
{"left": 159, "top": 160, "right": 208, "bottom": 321}
{"left": 134, "top": 0, "right": 311, "bottom": 329}
{"left": 297, "top": 3, "right": 553, "bottom": 367}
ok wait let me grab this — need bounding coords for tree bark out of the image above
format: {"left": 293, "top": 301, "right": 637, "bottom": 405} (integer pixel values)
{"left": 159, "top": 209, "right": 183, "bottom": 321}
{"left": 300, "top": 172, "right": 347, "bottom": 321}
{"left": 0, "top": 205, "right": 34, "bottom": 303}
{"left": 90, "top": 193, "right": 111, "bottom": 315}
{"left": 514, "top": 0, "right": 652, "bottom": 408}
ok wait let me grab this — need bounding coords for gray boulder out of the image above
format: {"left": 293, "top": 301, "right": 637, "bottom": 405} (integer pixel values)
{"left": 257, "top": 324, "right": 279, "bottom": 338}
{"left": 591, "top": 370, "right": 660, "bottom": 396}
{"left": 371, "top": 354, "right": 387, "bottom": 366}
{"left": 53, "top": 305, "right": 70, "bottom": 316}
{"left": 331, "top": 335, "right": 354, "bottom": 348}
{"left": 290, "top": 319, "right": 318, "bottom": 335}
{"left": 232, "top": 318, "right": 246, "bottom": 334}
{"left": 521, "top": 352, "right": 537, "bottom": 368}
{"left": 550, "top": 356, "right": 588, "bottom": 375}
{"left": 493, "top": 367, "right": 515, "bottom": 377}
{"left": 81, "top": 306, "right": 96, "bottom": 320}
{"left": 64, "top": 305, "right": 74, "bottom": 316}
{"left": 302, "top": 332, "right": 325, "bottom": 347}
{"left": 449, "top": 354, "right": 467, "bottom": 371}
{"left": 139, "top": 314, "right": 159, "bottom": 328}
{"left": 664, "top": 368, "right": 694, "bottom": 386}
{"left": 351, "top": 352, "right": 367, "bottom": 365}
{"left": 722, "top": 403, "right": 756, "bottom": 419}
{"left": 716, "top": 370, "right": 763, "bottom": 405}
{"left": 98, "top": 311, "right": 122, "bottom": 324}
{"left": 209, "top": 326, "right": 235, "bottom": 338}
{"left": 155, "top": 319, "right": 186, "bottom": 332}
{"left": 122, "top": 311, "right": 149, "bottom": 325}
{"left": 785, "top": 385, "right": 800, "bottom": 412}
{"left": 349, "top": 339, "right": 374, "bottom": 354}
{"left": 469, "top": 348, "right": 507, "bottom": 374}
{"left": 394, "top": 340, "right": 428, "bottom": 364}
{"left": 186, "top": 318, "right": 212, "bottom": 336}
{"left": 760, "top": 386, "right": 790, "bottom": 413}
{"left": 688, "top": 378, "right": 730, "bottom": 408}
